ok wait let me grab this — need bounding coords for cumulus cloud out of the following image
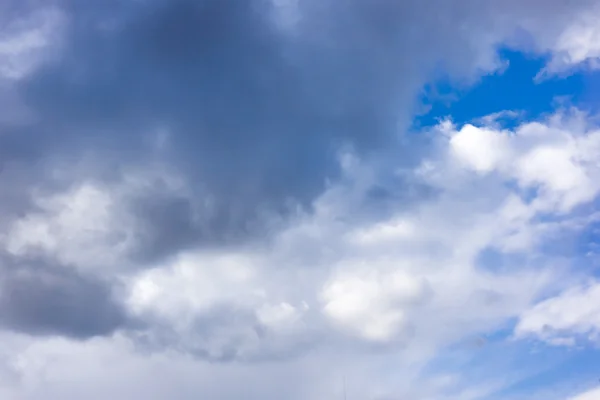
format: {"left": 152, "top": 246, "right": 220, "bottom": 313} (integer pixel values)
{"left": 443, "top": 108, "right": 600, "bottom": 214}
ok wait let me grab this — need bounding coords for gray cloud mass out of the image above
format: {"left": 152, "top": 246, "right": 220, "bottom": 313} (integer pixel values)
{"left": 0, "top": 255, "right": 128, "bottom": 339}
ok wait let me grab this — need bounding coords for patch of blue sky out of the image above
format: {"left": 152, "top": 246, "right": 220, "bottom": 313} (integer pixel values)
{"left": 571, "top": 213, "right": 600, "bottom": 277}
{"left": 417, "top": 328, "right": 600, "bottom": 400}
{"left": 413, "top": 49, "right": 588, "bottom": 129}
{"left": 474, "top": 247, "right": 533, "bottom": 274}
{"left": 486, "top": 344, "right": 600, "bottom": 400}
{"left": 527, "top": 198, "right": 600, "bottom": 277}
{"left": 420, "top": 336, "right": 559, "bottom": 393}
{"left": 580, "top": 68, "right": 600, "bottom": 115}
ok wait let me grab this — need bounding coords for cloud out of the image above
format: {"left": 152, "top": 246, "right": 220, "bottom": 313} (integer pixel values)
{"left": 109, "top": 109, "right": 599, "bottom": 365}
{"left": 1, "top": 104, "right": 599, "bottom": 396}
{"left": 0, "top": 163, "right": 217, "bottom": 271}
{"left": 537, "top": 4, "right": 600, "bottom": 77}
{"left": 10, "top": 0, "right": 422, "bottom": 222}
{"left": 1, "top": 0, "right": 600, "bottom": 398}
{"left": 0, "top": 4, "right": 64, "bottom": 81}
{"left": 0, "top": 332, "right": 336, "bottom": 400}
{"left": 515, "top": 280, "right": 600, "bottom": 346}
{"left": 0, "top": 0, "right": 597, "bottom": 247}
{"left": 441, "top": 108, "right": 600, "bottom": 215}
{"left": 0, "top": 256, "right": 128, "bottom": 339}
{"left": 321, "top": 267, "right": 429, "bottom": 342}
{"left": 569, "top": 387, "right": 600, "bottom": 400}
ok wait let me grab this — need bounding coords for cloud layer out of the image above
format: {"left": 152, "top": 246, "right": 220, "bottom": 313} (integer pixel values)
{"left": 1, "top": 0, "right": 600, "bottom": 399}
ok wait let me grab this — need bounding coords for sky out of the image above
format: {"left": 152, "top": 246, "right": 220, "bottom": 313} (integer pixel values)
{"left": 1, "top": 0, "right": 600, "bottom": 399}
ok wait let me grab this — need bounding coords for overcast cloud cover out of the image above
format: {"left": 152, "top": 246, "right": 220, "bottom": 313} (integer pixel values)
{"left": 1, "top": 0, "right": 600, "bottom": 399}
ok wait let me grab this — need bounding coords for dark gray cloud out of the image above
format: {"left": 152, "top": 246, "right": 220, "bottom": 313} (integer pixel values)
{"left": 0, "top": 255, "right": 129, "bottom": 339}
{"left": 18, "top": 0, "right": 408, "bottom": 187}
{"left": 7, "top": 0, "right": 425, "bottom": 209}
{"left": 0, "top": 0, "right": 439, "bottom": 267}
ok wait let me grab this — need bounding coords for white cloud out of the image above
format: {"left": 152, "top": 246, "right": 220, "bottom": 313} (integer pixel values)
{"left": 515, "top": 281, "right": 600, "bottom": 346}
{"left": 438, "top": 109, "right": 600, "bottom": 214}
{"left": 4, "top": 182, "right": 133, "bottom": 268}
{"left": 321, "top": 267, "right": 427, "bottom": 342}
{"left": 449, "top": 124, "right": 512, "bottom": 174}
{"left": 541, "top": 5, "right": 600, "bottom": 76}
{"left": 126, "top": 250, "right": 314, "bottom": 360}
{"left": 1, "top": 163, "right": 192, "bottom": 273}
{"left": 127, "top": 252, "right": 261, "bottom": 319}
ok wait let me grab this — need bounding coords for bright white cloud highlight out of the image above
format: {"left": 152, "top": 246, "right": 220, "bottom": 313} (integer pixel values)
{"left": 449, "top": 124, "right": 512, "bottom": 174}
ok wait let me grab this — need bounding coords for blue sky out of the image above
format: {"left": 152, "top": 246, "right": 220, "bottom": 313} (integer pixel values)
{"left": 1, "top": 1, "right": 600, "bottom": 399}
{"left": 417, "top": 50, "right": 589, "bottom": 127}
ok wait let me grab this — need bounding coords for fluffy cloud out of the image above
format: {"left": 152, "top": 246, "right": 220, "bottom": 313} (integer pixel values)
{"left": 445, "top": 109, "right": 600, "bottom": 213}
